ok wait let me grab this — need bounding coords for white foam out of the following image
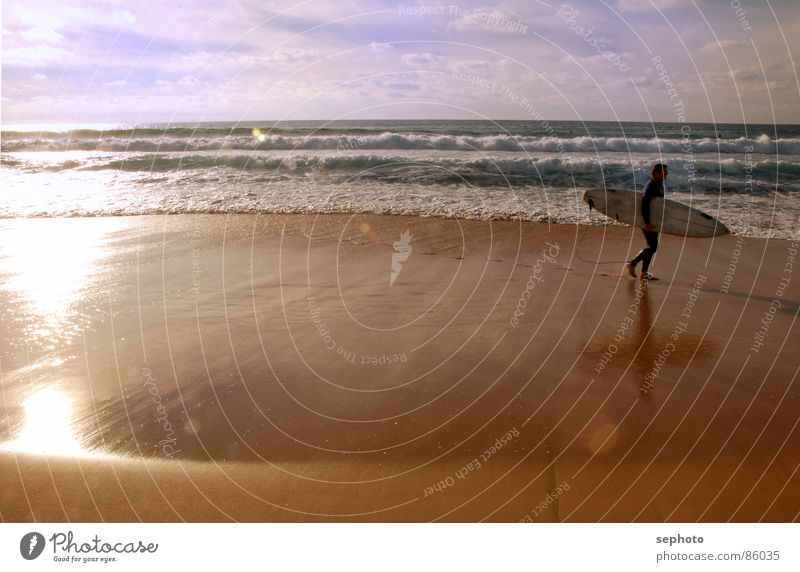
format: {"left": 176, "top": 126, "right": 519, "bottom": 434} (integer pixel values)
{"left": 4, "top": 133, "right": 800, "bottom": 154}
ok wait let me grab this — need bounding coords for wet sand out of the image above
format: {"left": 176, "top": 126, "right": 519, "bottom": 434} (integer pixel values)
{"left": 0, "top": 214, "right": 797, "bottom": 522}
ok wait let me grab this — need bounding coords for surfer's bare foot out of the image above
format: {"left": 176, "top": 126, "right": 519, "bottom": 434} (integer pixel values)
{"left": 625, "top": 262, "right": 637, "bottom": 277}
{"left": 640, "top": 272, "right": 659, "bottom": 281}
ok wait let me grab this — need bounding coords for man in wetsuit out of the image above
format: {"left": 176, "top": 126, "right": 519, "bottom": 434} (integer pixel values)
{"left": 626, "top": 163, "right": 668, "bottom": 280}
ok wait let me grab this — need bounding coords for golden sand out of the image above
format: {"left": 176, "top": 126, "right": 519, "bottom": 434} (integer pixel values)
{"left": 0, "top": 215, "right": 797, "bottom": 521}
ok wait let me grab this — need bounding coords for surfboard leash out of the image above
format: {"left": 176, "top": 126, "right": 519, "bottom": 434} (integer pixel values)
{"left": 574, "top": 206, "right": 629, "bottom": 265}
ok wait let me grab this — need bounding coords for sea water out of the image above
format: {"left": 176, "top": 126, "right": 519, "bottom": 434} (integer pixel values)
{"left": 2, "top": 119, "right": 798, "bottom": 238}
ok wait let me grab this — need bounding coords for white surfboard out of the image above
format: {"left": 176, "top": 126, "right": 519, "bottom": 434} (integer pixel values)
{"left": 583, "top": 188, "right": 730, "bottom": 238}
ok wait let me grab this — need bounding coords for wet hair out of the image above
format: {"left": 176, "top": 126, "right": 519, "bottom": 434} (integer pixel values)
{"left": 652, "top": 163, "right": 668, "bottom": 176}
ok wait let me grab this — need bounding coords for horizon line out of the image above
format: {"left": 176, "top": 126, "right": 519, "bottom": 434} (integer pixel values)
{"left": 3, "top": 118, "right": 799, "bottom": 129}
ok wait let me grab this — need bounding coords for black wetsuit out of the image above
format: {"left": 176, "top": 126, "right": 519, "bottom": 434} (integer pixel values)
{"left": 630, "top": 178, "right": 663, "bottom": 273}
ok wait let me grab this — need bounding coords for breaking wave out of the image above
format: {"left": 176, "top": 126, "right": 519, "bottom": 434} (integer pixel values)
{"left": 4, "top": 132, "right": 800, "bottom": 155}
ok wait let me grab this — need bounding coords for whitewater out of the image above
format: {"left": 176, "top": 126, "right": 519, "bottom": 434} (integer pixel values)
{"left": 2, "top": 119, "right": 798, "bottom": 238}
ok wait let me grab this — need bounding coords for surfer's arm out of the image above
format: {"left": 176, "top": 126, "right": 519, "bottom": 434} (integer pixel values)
{"left": 641, "top": 190, "right": 652, "bottom": 225}
{"left": 641, "top": 182, "right": 656, "bottom": 227}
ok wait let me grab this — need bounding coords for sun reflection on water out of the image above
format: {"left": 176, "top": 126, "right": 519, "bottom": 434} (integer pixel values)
{"left": 0, "top": 218, "right": 117, "bottom": 347}
{"left": 4, "top": 386, "right": 92, "bottom": 457}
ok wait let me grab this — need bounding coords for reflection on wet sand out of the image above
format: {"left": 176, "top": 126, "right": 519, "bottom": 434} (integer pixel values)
{"left": 3, "top": 386, "right": 89, "bottom": 457}
{"left": 0, "top": 216, "right": 797, "bottom": 522}
{"left": 634, "top": 279, "right": 656, "bottom": 397}
{"left": 0, "top": 219, "right": 128, "bottom": 458}
{"left": 0, "top": 218, "right": 120, "bottom": 350}
{"left": 580, "top": 278, "right": 718, "bottom": 399}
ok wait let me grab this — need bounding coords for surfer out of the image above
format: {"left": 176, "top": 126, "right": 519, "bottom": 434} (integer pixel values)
{"left": 626, "top": 163, "right": 668, "bottom": 280}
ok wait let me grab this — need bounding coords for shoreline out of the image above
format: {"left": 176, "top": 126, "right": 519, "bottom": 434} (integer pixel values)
{"left": 0, "top": 211, "right": 795, "bottom": 242}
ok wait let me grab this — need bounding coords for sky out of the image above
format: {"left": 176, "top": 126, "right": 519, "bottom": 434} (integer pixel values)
{"left": 2, "top": 0, "right": 799, "bottom": 125}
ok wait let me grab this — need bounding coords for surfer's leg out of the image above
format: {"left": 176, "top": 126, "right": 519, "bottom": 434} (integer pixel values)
{"left": 640, "top": 231, "right": 659, "bottom": 273}
{"left": 630, "top": 229, "right": 651, "bottom": 268}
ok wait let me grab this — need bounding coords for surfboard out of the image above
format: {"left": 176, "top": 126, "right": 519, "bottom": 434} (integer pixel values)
{"left": 582, "top": 188, "right": 730, "bottom": 238}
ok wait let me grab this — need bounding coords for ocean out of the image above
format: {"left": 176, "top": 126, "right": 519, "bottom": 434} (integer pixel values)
{"left": 2, "top": 119, "right": 799, "bottom": 238}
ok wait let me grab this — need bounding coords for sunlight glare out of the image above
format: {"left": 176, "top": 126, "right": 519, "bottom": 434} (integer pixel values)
{"left": 4, "top": 386, "right": 90, "bottom": 457}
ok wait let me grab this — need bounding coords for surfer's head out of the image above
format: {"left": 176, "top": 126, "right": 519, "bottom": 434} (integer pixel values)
{"left": 652, "top": 163, "right": 668, "bottom": 182}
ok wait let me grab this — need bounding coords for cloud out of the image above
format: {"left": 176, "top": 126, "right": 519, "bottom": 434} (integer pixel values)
{"left": 578, "top": 51, "right": 633, "bottom": 67}
{"left": 447, "top": 9, "right": 527, "bottom": 34}
{"left": 375, "top": 79, "right": 421, "bottom": 91}
{"left": 612, "top": 0, "right": 688, "bottom": 13}
{"left": 2, "top": 44, "right": 74, "bottom": 67}
{"left": 104, "top": 79, "right": 128, "bottom": 87}
{"left": 11, "top": 3, "right": 101, "bottom": 33}
{"left": 259, "top": 48, "right": 320, "bottom": 65}
{"left": 368, "top": 42, "right": 393, "bottom": 52}
{"left": 451, "top": 59, "right": 495, "bottom": 73}
{"left": 0, "top": 0, "right": 797, "bottom": 124}
{"left": 20, "top": 26, "right": 64, "bottom": 42}
{"left": 177, "top": 75, "right": 199, "bottom": 88}
{"left": 401, "top": 52, "right": 445, "bottom": 67}
{"left": 699, "top": 40, "right": 748, "bottom": 52}
{"left": 731, "top": 67, "right": 761, "bottom": 82}
{"left": 111, "top": 10, "right": 136, "bottom": 26}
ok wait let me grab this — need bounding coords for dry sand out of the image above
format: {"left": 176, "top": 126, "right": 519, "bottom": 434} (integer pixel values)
{"left": 0, "top": 214, "right": 797, "bottom": 522}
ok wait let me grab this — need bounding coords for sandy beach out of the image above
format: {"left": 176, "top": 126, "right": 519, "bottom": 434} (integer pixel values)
{"left": 0, "top": 214, "right": 797, "bottom": 522}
